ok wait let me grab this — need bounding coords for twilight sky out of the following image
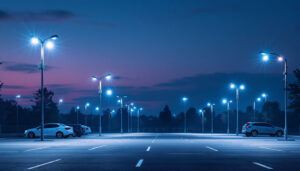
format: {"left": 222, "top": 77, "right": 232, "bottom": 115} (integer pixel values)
{"left": 0, "top": 0, "right": 299, "bottom": 116}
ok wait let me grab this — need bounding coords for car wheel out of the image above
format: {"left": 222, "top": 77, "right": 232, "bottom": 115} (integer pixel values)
{"left": 276, "top": 131, "right": 283, "bottom": 137}
{"left": 251, "top": 130, "right": 258, "bottom": 137}
{"left": 56, "top": 132, "right": 64, "bottom": 138}
{"left": 28, "top": 132, "right": 35, "bottom": 138}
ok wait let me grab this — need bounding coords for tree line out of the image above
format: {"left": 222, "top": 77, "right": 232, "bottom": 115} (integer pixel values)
{"left": 0, "top": 69, "right": 300, "bottom": 134}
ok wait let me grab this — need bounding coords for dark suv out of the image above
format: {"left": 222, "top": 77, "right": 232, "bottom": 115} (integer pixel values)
{"left": 242, "top": 122, "right": 283, "bottom": 137}
{"left": 68, "top": 124, "right": 85, "bottom": 137}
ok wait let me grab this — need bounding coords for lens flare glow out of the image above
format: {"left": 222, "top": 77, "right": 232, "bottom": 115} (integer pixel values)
{"left": 31, "top": 37, "right": 39, "bottom": 45}
{"left": 222, "top": 99, "right": 227, "bottom": 104}
{"left": 230, "top": 83, "right": 236, "bottom": 89}
{"left": 182, "top": 97, "right": 188, "bottom": 102}
{"left": 106, "top": 89, "right": 113, "bottom": 96}
{"left": 45, "top": 41, "right": 54, "bottom": 49}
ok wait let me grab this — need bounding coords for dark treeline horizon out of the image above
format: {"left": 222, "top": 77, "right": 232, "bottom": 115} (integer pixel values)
{"left": 0, "top": 69, "right": 300, "bottom": 135}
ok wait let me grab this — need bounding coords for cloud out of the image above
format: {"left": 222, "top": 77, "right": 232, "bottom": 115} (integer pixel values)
{"left": 0, "top": 9, "right": 75, "bottom": 22}
{"left": 2, "top": 85, "right": 26, "bottom": 89}
{"left": 74, "top": 21, "right": 117, "bottom": 28}
{"left": 3, "top": 62, "right": 54, "bottom": 73}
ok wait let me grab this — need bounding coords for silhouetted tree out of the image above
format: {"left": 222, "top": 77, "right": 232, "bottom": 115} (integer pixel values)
{"left": 31, "top": 88, "right": 59, "bottom": 124}
{"left": 261, "top": 101, "right": 284, "bottom": 126}
{"left": 159, "top": 105, "right": 172, "bottom": 127}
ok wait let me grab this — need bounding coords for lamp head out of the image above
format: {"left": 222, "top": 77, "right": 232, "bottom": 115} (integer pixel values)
{"left": 257, "top": 97, "right": 262, "bottom": 102}
{"left": 76, "top": 106, "right": 80, "bottom": 110}
{"left": 222, "top": 99, "right": 227, "bottom": 104}
{"left": 105, "top": 74, "right": 112, "bottom": 80}
{"left": 50, "top": 35, "right": 58, "bottom": 40}
{"left": 106, "top": 89, "right": 113, "bottom": 96}
{"left": 16, "top": 94, "right": 21, "bottom": 99}
{"left": 261, "top": 53, "right": 269, "bottom": 62}
{"left": 182, "top": 97, "right": 188, "bottom": 102}
{"left": 239, "top": 84, "right": 245, "bottom": 90}
{"left": 230, "top": 83, "right": 236, "bottom": 89}
{"left": 91, "top": 76, "right": 98, "bottom": 81}
{"left": 30, "top": 37, "right": 40, "bottom": 45}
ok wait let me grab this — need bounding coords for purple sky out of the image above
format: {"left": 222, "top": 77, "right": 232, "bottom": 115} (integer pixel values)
{"left": 0, "top": 0, "right": 300, "bottom": 116}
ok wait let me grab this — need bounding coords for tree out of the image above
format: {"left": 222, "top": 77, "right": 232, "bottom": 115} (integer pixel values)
{"left": 159, "top": 105, "right": 172, "bottom": 127}
{"left": 288, "top": 69, "right": 300, "bottom": 132}
{"left": 31, "top": 88, "right": 59, "bottom": 124}
{"left": 261, "top": 101, "right": 283, "bottom": 126}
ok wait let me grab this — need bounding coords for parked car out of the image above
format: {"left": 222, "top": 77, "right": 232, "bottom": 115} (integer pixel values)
{"left": 242, "top": 122, "right": 283, "bottom": 137}
{"left": 67, "top": 124, "right": 85, "bottom": 137}
{"left": 82, "top": 125, "right": 92, "bottom": 134}
{"left": 24, "top": 123, "right": 74, "bottom": 138}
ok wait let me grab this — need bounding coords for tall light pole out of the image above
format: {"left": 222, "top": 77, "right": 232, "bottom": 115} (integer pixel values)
{"left": 222, "top": 99, "right": 232, "bottom": 134}
{"left": 261, "top": 52, "right": 288, "bottom": 140}
{"left": 137, "top": 107, "right": 143, "bottom": 132}
{"left": 129, "top": 102, "right": 134, "bottom": 132}
{"left": 230, "top": 83, "right": 245, "bottom": 136}
{"left": 92, "top": 74, "right": 112, "bottom": 136}
{"left": 76, "top": 106, "right": 80, "bottom": 124}
{"left": 199, "top": 109, "right": 204, "bottom": 133}
{"left": 253, "top": 97, "right": 262, "bottom": 122}
{"left": 182, "top": 97, "right": 188, "bottom": 133}
{"left": 85, "top": 102, "right": 90, "bottom": 125}
{"left": 31, "top": 35, "right": 58, "bottom": 141}
{"left": 15, "top": 94, "right": 21, "bottom": 131}
{"left": 117, "top": 96, "right": 127, "bottom": 133}
{"left": 207, "top": 102, "right": 215, "bottom": 133}
{"left": 261, "top": 93, "right": 268, "bottom": 102}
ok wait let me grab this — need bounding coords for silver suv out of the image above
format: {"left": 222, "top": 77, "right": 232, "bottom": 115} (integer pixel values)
{"left": 242, "top": 122, "right": 283, "bottom": 137}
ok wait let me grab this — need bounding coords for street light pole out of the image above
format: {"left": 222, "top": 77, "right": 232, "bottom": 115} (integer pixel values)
{"left": 99, "top": 80, "right": 102, "bottom": 136}
{"left": 15, "top": 95, "right": 21, "bottom": 131}
{"left": 31, "top": 35, "right": 58, "bottom": 141}
{"left": 261, "top": 52, "right": 288, "bottom": 140}
{"left": 236, "top": 88, "right": 239, "bottom": 136}
{"left": 117, "top": 96, "right": 127, "bottom": 133}
{"left": 182, "top": 97, "right": 188, "bottom": 133}
{"left": 253, "top": 100, "right": 256, "bottom": 122}
{"left": 76, "top": 106, "right": 80, "bottom": 124}
{"left": 227, "top": 101, "right": 231, "bottom": 134}
{"left": 284, "top": 59, "right": 288, "bottom": 141}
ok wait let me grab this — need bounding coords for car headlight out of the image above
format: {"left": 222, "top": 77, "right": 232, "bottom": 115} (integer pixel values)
{"left": 24, "top": 130, "right": 28, "bottom": 133}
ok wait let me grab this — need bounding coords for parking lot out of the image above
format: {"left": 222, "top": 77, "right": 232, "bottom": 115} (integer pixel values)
{"left": 0, "top": 133, "right": 300, "bottom": 170}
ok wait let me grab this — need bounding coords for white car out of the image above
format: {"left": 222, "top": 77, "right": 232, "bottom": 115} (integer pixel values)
{"left": 82, "top": 125, "right": 92, "bottom": 134}
{"left": 24, "top": 123, "right": 74, "bottom": 138}
{"left": 242, "top": 122, "right": 283, "bottom": 137}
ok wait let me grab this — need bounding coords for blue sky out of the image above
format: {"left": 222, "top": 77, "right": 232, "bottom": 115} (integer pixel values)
{"left": 0, "top": 0, "right": 299, "bottom": 116}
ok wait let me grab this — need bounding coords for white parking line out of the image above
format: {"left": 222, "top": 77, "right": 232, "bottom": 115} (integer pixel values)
{"left": 253, "top": 162, "right": 273, "bottom": 170}
{"left": 25, "top": 147, "right": 50, "bottom": 152}
{"left": 259, "top": 147, "right": 283, "bottom": 152}
{"left": 27, "top": 159, "right": 61, "bottom": 170}
{"left": 146, "top": 146, "right": 151, "bottom": 152}
{"left": 88, "top": 145, "right": 106, "bottom": 151}
{"left": 206, "top": 146, "right": 218, "bottom": 152}
{"left": 136, "top": 159, "right": 144, "bottom": 167}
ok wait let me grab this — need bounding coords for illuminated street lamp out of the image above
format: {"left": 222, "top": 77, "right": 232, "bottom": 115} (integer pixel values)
{"left": 230, "top": 83, "right": 245, "bottom": 136}
{"left": 261, "top": 52, "right": 288, "bottom": 140}
{"left": 198, "top": 109, "right": 205, "bottom": 133}
{"left": 222, "top": 98, "right": 232, "bottom": 134}
{"left": 15, "top": 94, "right": 21, "bottom": 131}
{"left": 129, "top": 102, "right": 134, "bottom": 132}
{"left": 76, "top": 106, "right": 80, "bottom": 124}
{"left": 117, "top": 96, "right": 127, "bottom": 133}
{"left": 182, "top": 97, "right": 188, "bottom": 133}
{"left": 31, "top": 34, "right": 58, "bottom": 141}
{"left": 91, "top": 74, "right": 112, "bottom": 136}
{"left": 261, "top": 93, "right": 268, "bottom": 102}
{"left": 253, "top": 97, "right": 262, "bottom": 122}
{"left": 58, "top": 98, "right": 64, "bottom": 104}
{"left": 137, "top": 107, "right": 143, "bottom": 132}
{"left": 207, "top": 102, "right": 215, "bottom": 133}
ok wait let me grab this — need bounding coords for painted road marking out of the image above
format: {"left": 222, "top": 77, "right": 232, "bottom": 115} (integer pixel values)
{"left": 27, "top": 159, "right": 61, "bottom": 170}
{"left": 253, "top": 162, "right": 273, "bottom": 170}
{"left": 259, "top": 147, "right": 283, "bottom": 152}
{"left": 206, "top": 146, "right": 218, "bottom": 152}
{"left": 25, "top": 147, "right": 50, "bottom": 152}
{"left": 146, "top": 146, "right": 151, "bottom": 152}
{"left": 88, "top": 145, "right": 106, "bottom": 151}
{"left": 136, "top": 159, "right": 144, "bottom": 167}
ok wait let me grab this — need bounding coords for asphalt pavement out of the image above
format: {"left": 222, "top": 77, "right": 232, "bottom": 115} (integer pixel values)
{"left": 0, "top": 133, "right": 300, "bottom": 171}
